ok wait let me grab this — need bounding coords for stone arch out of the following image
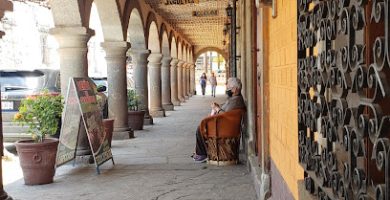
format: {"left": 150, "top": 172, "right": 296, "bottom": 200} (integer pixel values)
{"left": 93, "top": 0, "right": 124, "bottom": 41}
{"left": 127, "top": 8, "right": 146, "bottom": 49}
{"left": 50, "top": 0, "right": 89, "bottom": 27}
{"left": 160, "top": 24, "right": 170, "bottom": 57}
{"left": 184, "top": 46, "right": 188, "bottom": 62}
{"left": 161, "top": 32, "right": 169, "bottom": 57}
{"left": 87, "top": 2, "right": 106, "bottom": 76}
{"left": 195, "top": 47, "right": 228, "bottom": 61}
{"left": 170, "top": 36, "right": 177, "bottom": 59}
{"left": 177, "top": 40, "right": 183, "bottom": 60}
{"left": 189, "top": 49, "right": 194, "bottom": 63}
{"left": 147, "top": 20, "right": 160, "bottom": 53}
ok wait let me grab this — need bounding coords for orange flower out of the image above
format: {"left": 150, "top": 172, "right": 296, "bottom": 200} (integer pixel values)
{"left": 26, "top": 95, "right": 37, "bottom": 100}
{"left": 14, "top": 113, "right": 22, "bottom": 120}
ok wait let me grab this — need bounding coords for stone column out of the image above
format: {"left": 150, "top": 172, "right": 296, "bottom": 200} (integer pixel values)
{"left": 170, "top": 58, "right": 180, "bottom": 106}
{"left": 186, "top": 63, "right": 192, "bottom": 97}
{"left": 190, "top": 63, "right": 195, "bottom": 95}
{"left": 161, "top": 56, "right": 174, "bottom": 110}
{"left": 129, "top": 49, "right": 153, "bottom": 125}
{"left": 51, "top": 27, "right": 93, "bottom": 95}
{"left": 51, "top": 27, "right": 93, "bottom": 156}
{"left": 148, "top": 53, "right": 165, "bottom": 117}
{"left": 102, "top": 41, "right": 133, "bottom": 139}
{"left": 183, "top": 63, "right": 189, "bottom": 100}
{"left": 184, "top": 63, "right": 189, "bottom": 97}
{"left": 177, "top": 60, "right": 185, "bottom": 102}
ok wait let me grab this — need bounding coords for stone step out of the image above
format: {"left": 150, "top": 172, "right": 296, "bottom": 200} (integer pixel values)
{"left": 3, "top": 132, "right": 32, "bottom": 143}
{"left": 2, "top": 111, "right": 17, "bottom": 122}
{"left": 2, "top": 112, "right": 31, "bottom": 142}
{"left": 2, "top": 124, "right": 29, "bottom": 133}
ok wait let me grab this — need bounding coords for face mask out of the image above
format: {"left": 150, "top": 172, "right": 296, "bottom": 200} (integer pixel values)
{"left": 226, "top": 90, "right": 233, "bottom": 97}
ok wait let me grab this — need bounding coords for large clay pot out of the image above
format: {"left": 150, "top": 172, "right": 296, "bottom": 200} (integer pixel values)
{"left": 102, "top": 118, "right": 114, "bottom": 147}
{"left": 128, "top": 110, "right": 145, "bottom": 130}
{"left": 15, "top": 138, "right": 59, "bottom": 185}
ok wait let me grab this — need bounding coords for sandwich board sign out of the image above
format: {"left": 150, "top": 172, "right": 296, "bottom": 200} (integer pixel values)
{"left": 56, "top": 77, "right": 114, "bottom": 174}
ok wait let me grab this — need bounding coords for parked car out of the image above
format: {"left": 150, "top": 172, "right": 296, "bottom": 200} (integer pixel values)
{"left": 1, "top": 69, "right": 60, "bottom": 142}
{"left": 91, "top": 77, "right": 108, "bottom": 95}
{"left": 1, "top": 69, "right": 60, "bottom": 112}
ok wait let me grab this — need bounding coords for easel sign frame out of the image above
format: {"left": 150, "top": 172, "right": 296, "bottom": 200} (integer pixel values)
{"left": 56, "top": 77, "right": 114, "bottom": 174}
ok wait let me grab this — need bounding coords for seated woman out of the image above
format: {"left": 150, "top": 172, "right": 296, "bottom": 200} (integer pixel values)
{"left": 193, "top": 77, "right": 246, "bottom": 163}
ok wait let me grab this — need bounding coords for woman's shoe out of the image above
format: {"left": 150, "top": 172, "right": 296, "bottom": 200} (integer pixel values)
{"left": 193, "top": 154, "right": 207, "bottom": 163}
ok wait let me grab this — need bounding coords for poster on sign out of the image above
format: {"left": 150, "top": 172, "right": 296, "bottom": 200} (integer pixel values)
{"left": 56, "top": 77, "right": 114, "bottom": 174}
{"left": 56, "top": 79, "right": 82, "bottom": 166}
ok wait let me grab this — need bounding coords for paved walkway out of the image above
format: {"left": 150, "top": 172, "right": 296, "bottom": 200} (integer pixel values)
{"left": 5, "top": 94, "right": 256, "bottom": 200}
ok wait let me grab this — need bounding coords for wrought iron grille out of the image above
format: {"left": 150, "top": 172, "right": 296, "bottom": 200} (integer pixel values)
{"left": 298, "top": 0, "right": 390, "bottom": 199}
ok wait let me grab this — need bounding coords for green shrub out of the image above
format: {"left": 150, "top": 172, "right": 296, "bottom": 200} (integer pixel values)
{"left": 127, "top": 89, "right": 140, "bottom": 111}
{"left": 14, "top": 91, "right": 63, "bottom": 142}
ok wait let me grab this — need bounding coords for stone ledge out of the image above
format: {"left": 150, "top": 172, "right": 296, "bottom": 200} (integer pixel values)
{"left": 112, "top": 129, "right": 134, "bottom": 140}
{"left": 172, "top": 101, "right": 181, "bottom": 106}
{"left": 144, "top": 117, "right": 154, "bottom": 125}
{"left": 248, "top": 155, "right": 270, "bottom": 200}
{"left": 162, "top": 104, "right": 174, "bottom": 111}
{"left": 150, "top": 110, "right": 166, "bottom": 118}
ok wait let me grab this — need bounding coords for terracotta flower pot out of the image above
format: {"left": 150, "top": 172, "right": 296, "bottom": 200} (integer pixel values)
{"left": 102, "top": 118, "right": 114, "bottom": 147}
{"left": 15, "top": 138, "right": 59, "bottom": 185}
{"left": 128, "top": 110, "right": 145, "bottom": 130}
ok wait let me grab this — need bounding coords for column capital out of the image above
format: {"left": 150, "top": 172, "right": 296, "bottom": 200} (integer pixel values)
{"left": 148, "top": 53, "right": 163, "bottom": 63}
{"left": 102, "top": 41, "right": 130, "bottom": 58}
{"left": 177, "top": 60, "right": 185, "bottom": 67}
{"left": 128, "top": 48, "right": 150, "bottom": 56}
{"left": 161, "top": 56, "right": 172, "bottom": 67}
{"left": 186, "top": 62, "right": 192, "bottom": 69}
{"left": 128, "top": 48, "right": 151, "bottom": 62}
{"left": 50, "top": 26, "right": 94, "bottom": 47}
{"left": 170, "top": 58, "right": 179, "bottom": 67}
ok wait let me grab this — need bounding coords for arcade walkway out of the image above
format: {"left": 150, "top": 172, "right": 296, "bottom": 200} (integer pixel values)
{"left": 4, "top": 94, "right": 256, "bottom": 200}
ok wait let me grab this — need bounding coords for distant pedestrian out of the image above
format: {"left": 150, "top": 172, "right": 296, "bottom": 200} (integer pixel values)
{"left": 209, "top": 72, "right": 217, "bottom": 97}
{"left": 200, "top": 73, "right": 207, "bottom": 96}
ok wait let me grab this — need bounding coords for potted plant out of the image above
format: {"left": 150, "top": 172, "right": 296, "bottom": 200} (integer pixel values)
{"left": 13, "top": 91, "right": 63, "bottom": 185}
{"left": 127, "top": 89, "right": 145, "bottom": 130}
{"left": 97, "top": 85, "right": 114, "bottom": 147}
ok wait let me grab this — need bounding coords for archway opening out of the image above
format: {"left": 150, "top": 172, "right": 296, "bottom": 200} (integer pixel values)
{"left": 126, "top": 8, "right": 145, "bottom": 90}
{"left": 195, "top": 51, "right": 226, "bottom": 96}
{"left": 146, "top": 20, "right": 159, "bottom": 108}
{"left": 87, "top": 2, "right": 107, "bottom": 78}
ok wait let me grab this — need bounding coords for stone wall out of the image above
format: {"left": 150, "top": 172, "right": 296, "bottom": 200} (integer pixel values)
{"left": 0, "top": 1, "right": 55, "bottom": 70}
{"left": 262, "top": 0, "right": 303, "bottom": 199}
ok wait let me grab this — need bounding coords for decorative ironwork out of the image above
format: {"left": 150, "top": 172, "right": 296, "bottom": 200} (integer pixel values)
{"left": 298, "top": 0, "right": 390, "bottom": 199}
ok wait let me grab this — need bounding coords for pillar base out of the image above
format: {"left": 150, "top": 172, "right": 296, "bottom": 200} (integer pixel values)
{"left": 162, "top": 104, "right": 174, "bottom": 111}
{"left": 0, "top": 191, "right": 13, "bottom": 200}
{"left": 172, "top": 101, "right": 181, "bottom": 106}
{"left": 150, "top": 109, "right": 166, "bottom": 118}
{"left": 144, "top": 116, "right": 154, "bottom": 125}
{"left": 113, "top": 127, "right": 134, "bottom": 140}
{"left": 184, "top": 95, "right": 189, "bottom": 100}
